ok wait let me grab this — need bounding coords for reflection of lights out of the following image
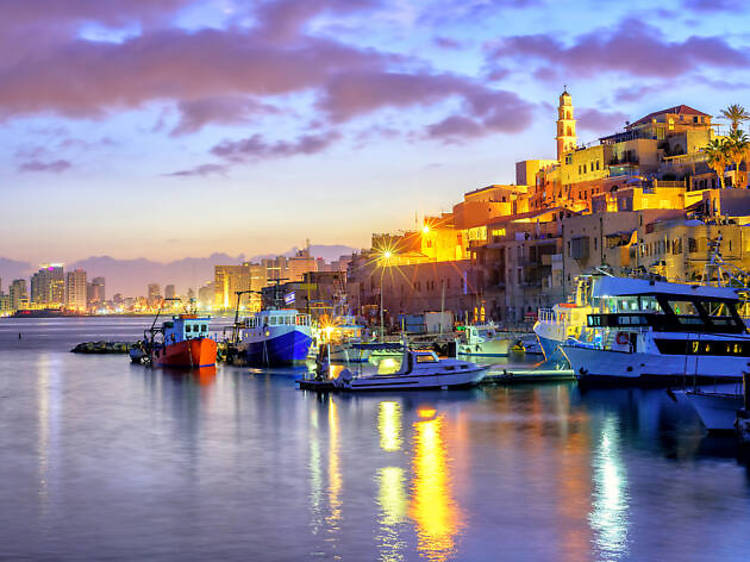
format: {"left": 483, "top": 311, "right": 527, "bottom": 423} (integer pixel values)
{"left": 410, "top": 415, "right": 462, "bottom": 562}
{"left": 589, "top": 416, "right": 629, "bottom": 559}
{"left": 309, "top": 407, "right": 322, "bottom": 533}
{"left": 376, "top": 466, "right": 407, "bottom": 561}
{"left": 378, "top": 401, "right": 402, "bottom": 452}
{"left": 327, "top": 398, "right": 342, "bottom": 529}
{"left": 417, "top": 407, "right": 437, "bottom": 420}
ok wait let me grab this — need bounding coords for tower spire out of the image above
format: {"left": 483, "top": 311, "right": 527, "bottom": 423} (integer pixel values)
{"left": 556, "top": 88, "right": 576, "bottom": 161}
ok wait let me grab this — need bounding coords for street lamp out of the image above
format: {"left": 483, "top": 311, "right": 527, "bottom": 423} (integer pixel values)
{"left": 378, "top": 249, "right": 394, "bottom": 341}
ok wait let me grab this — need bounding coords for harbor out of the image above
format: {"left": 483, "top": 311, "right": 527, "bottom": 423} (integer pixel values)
{"left": 3, "top": 316, "right": 750, "bottom": 561}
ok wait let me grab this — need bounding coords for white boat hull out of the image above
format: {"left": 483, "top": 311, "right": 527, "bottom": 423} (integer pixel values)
{"left": 679, "top": 391, "right": 743, "bottom": 431}
{"left": 343, "top": 367, "right": 488, "bottom": 391}
{"left": 562, "top": 345, "right": 747, "bottom": 385}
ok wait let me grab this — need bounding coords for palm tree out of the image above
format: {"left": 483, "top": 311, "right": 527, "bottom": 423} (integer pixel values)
{"left": 727, "top": 129, "right": 750, "bottom": 187}
{"left": 719, "top": 104, "right": 750, "bottom": 133}
{"left": 704, "top": 138, "right": 729, "bottom": 188}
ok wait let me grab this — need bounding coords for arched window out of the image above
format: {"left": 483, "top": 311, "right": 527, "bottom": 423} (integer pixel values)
{"left": 566, "top": 127, "right": 572, "bottom": 136}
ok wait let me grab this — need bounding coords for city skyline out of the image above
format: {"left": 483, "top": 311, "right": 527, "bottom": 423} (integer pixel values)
{"left": 3, "top": 0, "right": 750, "bottom": 263}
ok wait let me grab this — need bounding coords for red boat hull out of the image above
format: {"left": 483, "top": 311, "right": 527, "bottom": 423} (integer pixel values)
{"left": 152, "top": 338, "right": 217, "bottom": 368}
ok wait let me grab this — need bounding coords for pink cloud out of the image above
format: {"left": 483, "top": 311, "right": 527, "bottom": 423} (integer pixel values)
{"left": 18, "top": 159, "right": 72, "bottom": 173}
{"left": 491, "top": 19, "right": 748, "bottom": 78}
{"left": 0, "top": 29, "right": 389, "bottom": 120}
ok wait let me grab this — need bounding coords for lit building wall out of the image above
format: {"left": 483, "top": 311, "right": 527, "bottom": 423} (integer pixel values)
{"left": 65, "top": 269, "right": 87, "bottom": 311}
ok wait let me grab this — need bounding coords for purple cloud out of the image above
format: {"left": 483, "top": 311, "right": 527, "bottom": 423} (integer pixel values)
{"left": 18, "top": 159, "right": 72, "bottom": 173}
{"left": 490, "top": 18, "right": 748, "bottom": 78}
{"left": 171, "top": 97, "right": 280, "bottom": 136}
{"left": 211, "top": 131, "right": 341, "bottom": 161}
{"left": 166, "top": 163, "right": 229, "bottom": 177}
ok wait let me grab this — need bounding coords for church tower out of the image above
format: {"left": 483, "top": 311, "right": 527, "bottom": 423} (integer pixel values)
{"left": 556, "top": 88, "right": 577, "bottom": 161}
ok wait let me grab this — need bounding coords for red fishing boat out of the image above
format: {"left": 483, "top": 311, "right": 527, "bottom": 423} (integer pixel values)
{"left": 132, "top": 309, "right": 217, "bottom": 368}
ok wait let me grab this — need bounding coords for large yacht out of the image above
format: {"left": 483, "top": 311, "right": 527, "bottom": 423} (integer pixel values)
{"left": 560, "top": 277, "right": 750, "bottom": 385}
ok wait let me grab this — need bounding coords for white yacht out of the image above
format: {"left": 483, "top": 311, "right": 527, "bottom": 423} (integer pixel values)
{"left": 332, "top": 348, "right": 488, "bottom": 391}
{"left": 561, "top": 277, "right": 750, "bottom": 385}
{"left": 457, "top": 324, "right": 511, "bottom": 356}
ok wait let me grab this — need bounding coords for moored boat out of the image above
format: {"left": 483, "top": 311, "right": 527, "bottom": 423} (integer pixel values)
{"left": 457, "top": 324, "right": 511, "bottom": 357}
{"left": 149, "top": 314, "right": 217, "bottom": 368}
{"left": 332, "top": 348, "right": 488, "bottom": 391}
{"left": 561, "top": 277, "right": 750, "bottom": 386}
{"left": 675, "top": 389, "right": 743, "bottom": 431}
{"left": 237, "top": 308, "right": 312, "bottom": 366}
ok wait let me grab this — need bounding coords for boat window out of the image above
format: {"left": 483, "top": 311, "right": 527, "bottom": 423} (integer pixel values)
{"left": 416, "top": 354, "right": 438, "bottom": 363}
{"left": 667, "top": 300, "right": 698, "bottom": 316}
{"left": 185, "top": 325, "right": 192, "bottom": 333}
{"left": 270, "top": 317, "right": 276, "bottom": 326}
{"left": 201, "top": 325, "right": 207, "bottom": 331}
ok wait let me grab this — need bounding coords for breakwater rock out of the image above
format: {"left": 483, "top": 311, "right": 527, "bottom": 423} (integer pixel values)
{"left": 71, "top": 341, "right": 135, "bottom": 354}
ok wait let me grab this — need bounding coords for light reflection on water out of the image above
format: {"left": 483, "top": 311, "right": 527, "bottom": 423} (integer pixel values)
{"left": 590, "top": 416, "right": 630, "bottom": 560}
{"left": 410, "top": 414, "right": 463, "bottom": 562}
{"left": 2, "top": 320, "right": 750, "bottom": 560}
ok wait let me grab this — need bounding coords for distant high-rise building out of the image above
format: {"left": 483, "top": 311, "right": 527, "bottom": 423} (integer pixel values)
{"left": 186, "top": 287, "right": 196, "bottom": 301}
{"left": 65, "top": 269, "right": 87, "bottom": 311}
{"left": 87, "top": 276, "right": 106, "bottom": 306}
{"left": 164, "top": 284, "right": 176, "bottom": 299}
{"left": 9, "top": 279, "right": 28, "bottom": 311}
{"left": 31, "top": 264, "right": 64, "bottom": 307}
{"left": 198, "top": 282, "right": 214, "bottom": 309}
{"left": 147, "top": 283, "right": 161, "bottom": 307}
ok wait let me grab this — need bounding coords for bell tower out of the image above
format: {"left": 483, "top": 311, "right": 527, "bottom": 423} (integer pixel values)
{"left": 556, "top": 87, "right": 577, "bottom": 161}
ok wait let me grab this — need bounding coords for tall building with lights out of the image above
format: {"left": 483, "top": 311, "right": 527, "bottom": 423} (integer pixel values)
{"left": 147, "top": 283, "right": 161, "bottom": 307}
{"left": 30, "top": 264, "right": 64, "bottom": 307}
{"left": 87, "top": 276, "right": 105, "bottom": 306}
{"left": 10, "top": 279, "right": 28, "bottom": 311}
{"left": 65, "top": 269, "right": 87, "bottom": 311}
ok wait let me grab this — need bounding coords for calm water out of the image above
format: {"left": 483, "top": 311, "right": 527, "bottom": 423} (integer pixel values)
{"left": 1, "top": 318, "right": 750, "bottom": 561}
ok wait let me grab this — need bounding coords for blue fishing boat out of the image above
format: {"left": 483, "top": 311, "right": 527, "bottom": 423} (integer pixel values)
{"left": 238, "top": 309, "right": 313, "bottom": 366}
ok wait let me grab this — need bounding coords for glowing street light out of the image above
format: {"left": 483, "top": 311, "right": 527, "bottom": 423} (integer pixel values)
{"left": 378, "top": 247, "right": 396, "bottom": 341}
{"left": 422, "top": 224, "right": 430, "bottom": 234}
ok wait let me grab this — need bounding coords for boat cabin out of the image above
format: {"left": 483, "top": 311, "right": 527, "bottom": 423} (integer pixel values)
{"left": 163, "top": 314, "right": 211, "bottom": 344}
{"left": 244, "top": 309, "right": 311, "bottom": 330}
{"left": 586, "top": 278, "right": 746, "bottom": 335}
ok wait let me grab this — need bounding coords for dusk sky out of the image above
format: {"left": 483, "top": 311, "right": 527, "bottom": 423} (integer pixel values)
{"left": 3, "top": 0, "right": 749, "bottom": 264}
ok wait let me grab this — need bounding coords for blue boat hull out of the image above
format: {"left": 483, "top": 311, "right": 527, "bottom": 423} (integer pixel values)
{"left": 242, "top": 330, "right": 312, "bottom": 366}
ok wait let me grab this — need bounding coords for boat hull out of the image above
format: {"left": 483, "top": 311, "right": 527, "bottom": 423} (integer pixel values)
{"left": 152, "top": 338, "right": 217, "bottom": 368}
{"left": 343, "top": 367, "right": 488, "bottom": 391}
{"left": 242, "top": 329, "right": 312, "bottom": 366}
{"left": 563, "top": 345, "right": 746, "bottom": 386}
{"left": 679, "top": 391, "right": 743, "bottom": 431}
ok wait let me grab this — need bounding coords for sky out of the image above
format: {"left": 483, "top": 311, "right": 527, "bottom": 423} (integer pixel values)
{"left": 2, "top": 0, "right": 749, "bottom": 264}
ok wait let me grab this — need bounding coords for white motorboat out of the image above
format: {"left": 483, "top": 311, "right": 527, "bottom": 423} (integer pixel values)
{"left": 677, "top": 389, "right": 743, "bottom": 431}
{"left": 457, "top": 324, "right": 511, "bottom": 356}
{"left": 561, "top": 277, "right": 750, "bottom": 385}
{"left": 332, "top": 348, "right": 488, "bottom": 391}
